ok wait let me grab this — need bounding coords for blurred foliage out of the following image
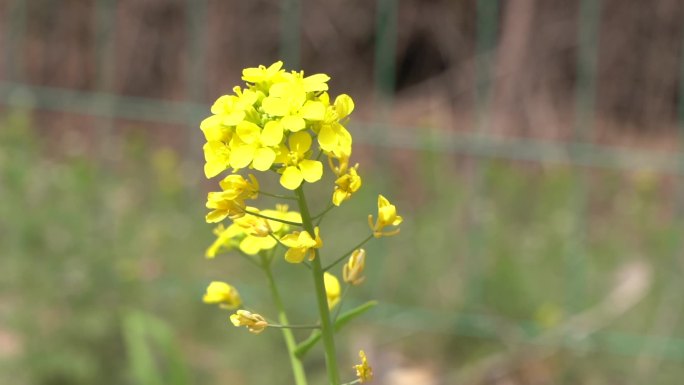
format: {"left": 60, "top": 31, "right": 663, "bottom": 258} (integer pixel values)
{"left": 1, "top": 112, "right": 684, "bottom": 384}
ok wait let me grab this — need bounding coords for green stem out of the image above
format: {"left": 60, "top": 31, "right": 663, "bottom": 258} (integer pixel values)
{"left": 323, "top": 234, "right": 373, "bottom": 272}
{"left": 332, "top": 285, "right": 350, "bottom": 323}
{"left": 313, "top": 204, "right": 336, "bottom": 226}
{"left": 269, "top": 324, "right": 320, "bottom": 330}
{"left": 295, "top": 186, "right": 341, "bottom": 385}
{"left": 261, "top": 255, "right": 308, "bottom": 385}
{"left": 242, "top": 208, "right": 303, "bottom": 227}
{"left": 258, "top": 190, "right": 298, "bottom": 200}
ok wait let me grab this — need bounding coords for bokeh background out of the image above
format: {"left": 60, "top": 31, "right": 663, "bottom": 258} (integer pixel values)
{"left": 2, "top": 0, "right": 684, "bottom": 384}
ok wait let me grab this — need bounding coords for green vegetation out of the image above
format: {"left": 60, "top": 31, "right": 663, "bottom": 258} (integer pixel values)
{"left": 1, "top": 112, "right": 683, "bottom": 384}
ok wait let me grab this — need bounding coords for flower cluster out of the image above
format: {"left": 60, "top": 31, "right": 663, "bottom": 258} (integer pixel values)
{"left": 201, "top": 61, "right": 355, "bottom": 196}
{"left": 199, "top": 61, "right": 401, "bottom": 385}
{"left": 206, "top": 204, "right": 301, "bottom": 258}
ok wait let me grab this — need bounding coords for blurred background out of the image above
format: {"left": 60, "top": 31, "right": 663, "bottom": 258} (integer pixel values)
{"left": 1, "top": 0, "right": 684, "bottom": 384}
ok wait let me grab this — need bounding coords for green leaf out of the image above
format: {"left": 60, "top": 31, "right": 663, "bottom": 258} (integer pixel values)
{"left": 295, "top": 301, "right": 377, "bottom": 358}
{"left": 122, "top": 310, "right": 192, "bottom": 385}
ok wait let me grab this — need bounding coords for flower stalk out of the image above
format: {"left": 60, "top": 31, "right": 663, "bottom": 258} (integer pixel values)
{"left": 199, "top": 61, "right": 398, "bottom": 384}
{"left": 295, "top": 186, "right": 341, "bottom": 385}
{"left": 261, "top": 254, "right": 309, "bottom": 385}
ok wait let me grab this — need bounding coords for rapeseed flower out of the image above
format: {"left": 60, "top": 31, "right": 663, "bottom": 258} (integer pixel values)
{"left": 242, "top": 61, "right": 286, "bottom": 90}
{"left": 354, "top": 350, "right": 373, "bottom": 383}
{"left": 332, "top": 164, "right": 361, "bottom": 206}
{"left": 229, "top": 121, "right": 283, "bottom": 171}
{"left": 203, "top": 281, "right": 242, "bottom": 309}
{"left": 368, "top": 195, "right": 402, "bottom": 238}
{"left": 205, "top": 191, "right": 246, "bottom": 223}
{"left": 278, "top": 131, "right": 323, "bottom": 190}
{"left": 324, "top": 272, "right": 341, "bottom": 309}
{"left": 202, "top": 141, "right": 232, "bottom": 178}
{"left": 316, "top": 94, "right": 354, "bottom": 159}
{"left": 281, "top": 227, "right": 322, "bottom": 263}
{"left": 230, "top": 310, "right": 268, "bottom": 334}
{"left": 205, "top": 224, "right": 244, "bottom": 258}
{"left": 343, "top": 249, "right": 366, "bottom": 285}
{"left": 218, "top": 174, "right": 259, "bottom": 200}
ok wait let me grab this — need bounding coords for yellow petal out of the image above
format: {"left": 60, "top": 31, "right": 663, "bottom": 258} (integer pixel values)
{"left": 303, "top": 73, "right": 330, "bottom": 92}
{"left": 204, "top": 161, "right": 226, "bottom": 179}
{"left": 285, "top": 247, "right": 306, "bottom": 263}
{"left": 281, "top": 115, "right": 306, "bottom": 132}
{"left": 274, "top": 144, "right": 289, "bottom": 164}
{"left": 200, "top": 115, "right": 225, "bottom": 141}
{"left": 300, "top": 101, "right": 325, "bottom": 121}
{"left": 332, "top": 189, "right": 346, "bottom": 206}
{"left": 317, "top": 124, "right": 337, "bottom": 152}
{"left": 222, "top": 111, "right": 245, "bottom": 126}
{"left": 260, "top": 121, "right": 284, "bottom": 146}
{"left": 252, "top": 147, "right": 276, "bottom": 171}
{"left": 280, "top": 166, "right": 304, "bottom": 190}
{"left": 205, "top": 210, "right": 227, "bottom": 223}
{"left": 211, "top": 95, "right": 233, "bottom": 115}
{"left": 230, "top": 144, "right": 256, "bottom": 169}
{"left": 236, "top": 121, "right": 261, "bottom": 144}
{"left": 239, "top": 236, "right": 262, "bottom": 255}
{"left": 266, "top": 60, "right": 284, "bottom": 73}
{"left": 299, "top": 160, "right": 323, "bottom": 183}
{"left": 334, "top": 94, "right": 355, "bottom": 119}
{"left": 262, "top": 97, "right": 289, "bottom": 116}
{"left": 288, "top": 131, "right": 312, "bottom": 154}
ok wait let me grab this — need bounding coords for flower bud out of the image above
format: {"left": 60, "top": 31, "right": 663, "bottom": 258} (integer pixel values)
{"left": 343, "top": 249, "right": 366, "bottom": 286}
{"left": 230, "top": 310, "right": 268, "bottom": 334}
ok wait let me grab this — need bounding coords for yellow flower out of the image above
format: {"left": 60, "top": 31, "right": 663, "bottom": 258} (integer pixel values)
{"left": 200, "top": 87, "right": 260, "bottom": 178}
{"left": 317, "top": 94, "right": 354, "bottom": 159}
{"left": 202, "top": 141, "right": 232, "bottom": 178}
{"left": 211, "top": 87, "right": 258, "bottom": 125}
{"left": 205, "top": 191, "right": 246, "bottom": 223}
{"left": 229, "top": 121, "right": 284, "bottom": 171}
{"left": 259, "top": 204, "right": 302, "bottom": 234}
{"left": 203, "top": 281, "right": 242, "bottom": 309}
{"left": 242, "top": 61, "right": 286, "bottom": 89}
{"left": 218, "top": 174, "right": 259, "bottom": 200}
{"left": 205, "top": 174, "right": 260, "bottom": 223}
{"left": 233, "top": 209, "right": 278, "bottom": 255}
{"left": 343, "top": 249, "right": 366, "bottom": 285}
{"left": 324, "top": 272, "right": 341, "bottom": 309}
{"left": 205, "top": 223, "right": 245, "bottom": 258}
{"left": 281, "top": 227, "right": 323, "bottom": 263}
{"left": 368, "top": 195, "right": 403, "bottom": 238}
{"left": 234, "top": 213, "right": 272, "bottom": 237}
{"left": 278, "top": 131, "right": 323, "bottom": 190}
{"left": 332, "top": 164, "right": 361, "bottom": 206}
{"left": 230, "top": 310, "right": 268, "bottom": 334}
{"left": 206, "top": 206, "right": 301, "bottom": 257}
{"left": 328, "top": 153, "right": 350, "bottom": 177}
{"left": 261, "top": 74, "right": 327, "bottom": 132}
{"left": 354, "top": 350, "right": 373, "bottom": 383}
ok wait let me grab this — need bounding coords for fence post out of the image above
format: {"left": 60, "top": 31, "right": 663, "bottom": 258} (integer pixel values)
{"left": 568, "top": 0, "right": 601, "bottom": 315}
{"left": 280, "top": 0, "right": 301, "bottom": 68}
{"left": 464, "top": 0, "right": 499, "bottom": 310}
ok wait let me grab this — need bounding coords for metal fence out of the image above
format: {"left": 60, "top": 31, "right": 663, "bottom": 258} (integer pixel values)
{"left": 3, "top": 0, "right": 684, "bottom": 367}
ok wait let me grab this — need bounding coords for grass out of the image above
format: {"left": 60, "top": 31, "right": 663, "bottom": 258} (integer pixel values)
{"left": 1, "top": 110, "right": 683, "bottom": 384}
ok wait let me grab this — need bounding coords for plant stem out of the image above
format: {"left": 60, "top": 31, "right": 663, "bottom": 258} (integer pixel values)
{"left": 242, "top": 208, "right": 303, "bottom": 227}
{"left": 295, "top": 186, "right": 341, "bottom": 385}
{"left": 323, "top": 234, "right": 373, "bottom": 272}
{"left": 261, "top": 255, "right": 308, "bottom": 385}
{"left": 258, "top": 190, "right": 298, "bottom": 200}
{"left": 268, "top": 324, "right": 320, "bottom": 330}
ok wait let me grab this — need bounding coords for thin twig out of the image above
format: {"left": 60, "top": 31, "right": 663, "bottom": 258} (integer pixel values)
{"left": 323, "top": 234, "right": 373, "bottom": 272}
